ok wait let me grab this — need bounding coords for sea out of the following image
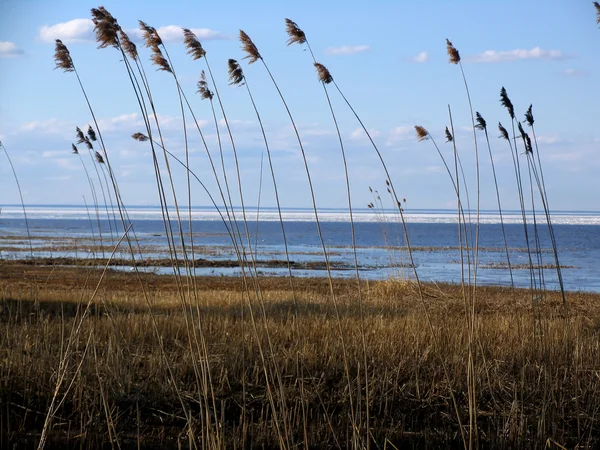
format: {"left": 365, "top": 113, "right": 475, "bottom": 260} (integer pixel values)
{"left": 1, "top": 204, "right": 599, "bottom": 292}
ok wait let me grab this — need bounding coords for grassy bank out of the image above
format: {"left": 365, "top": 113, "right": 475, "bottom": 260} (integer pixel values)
{"left": 1, "top": 263, "right": 599, "bottom": 448}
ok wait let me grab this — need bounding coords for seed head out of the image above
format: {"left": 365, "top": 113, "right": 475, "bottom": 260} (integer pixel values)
{"left": 87, "top": 126, "right": 97, "bottom": 142}
{"left": 54, "top": 40, "right": 74, "bottom": 72}
{"left": 132, "top": 132, "right": 149, "bottom": 142}
{"left": 314, "top": 62, "right": 333, "bottom": 84}
{"left": 524, "top": 104, "right": 534, "bottom": 127}
{"left": 500, "top": 87, "right": 515, "bottom": 120}
{"left": 120, "top": 30, "right": 138, "bottom": 60}
{"left": 518, "top": 122, "right": 533, "bottom": 153}
{"left": 182, "top": 28, "right": 206, "bottom": 60}
{"left": 285, "top": 18, "right": 306, "bottom": 46}
{"left": 84, "top": 137, "right": 94, "bottom": 150}
{"left": 498, "top": 123, "right": 509, "bottom": 140}
{"left": 239, "top": 30, "right": 261, "bottom": 64}
{"left": 139, "top": 21, "right": 162, "bottom": 47}
{"left": 415, "top": 126, "right": 429, "bottom": 141}
{"left": 444, "top": 127, "right": 453, "bottom": 143}
{"left": 71, "top": 144, "right": 79, "bottom": 154}
{"left": 75, "top": 127, "right": 86, "bottom": 144}
{"left": 595, "top": 2, "right": 600, "bottom": 24}
{"left": 446, "top": 39, "right": 460, "bottom": 64}
{"left": 90, "top": 7, "right": 120, "bottom": 49}
{"left": 474, "top": 112, "right": 487, "bottom": 131}
{"left": 150, "top": 46, "right": 172, "bottom": 73}
{"left": 524, "top": 133, "right": 532, "bottom": 153}
{"left": 228, "top": 59, "right": 245, "bottom": 86}
{"left": 197, "top": 71, "right": 213, "bottom": 100}
{"left": 95, "top": 151, "right": 105, "bottom": 164}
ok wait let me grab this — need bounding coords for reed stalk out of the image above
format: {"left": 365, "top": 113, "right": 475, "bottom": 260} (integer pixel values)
{"left": 72, "top": 143, "right": 102, "bottom": 258}
{"left": 0, "top": 140, "right": 33, "bottom": 257}
{"left": 284, "top": 18, "right": 371, "bottom": 444}
{"left": 239, "top": 28, "right": 356, "bottom": 446}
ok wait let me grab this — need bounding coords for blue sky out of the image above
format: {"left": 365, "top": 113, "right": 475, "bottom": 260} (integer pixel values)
{"left": 1, "top": 0, "right": 599, "bottom": 212}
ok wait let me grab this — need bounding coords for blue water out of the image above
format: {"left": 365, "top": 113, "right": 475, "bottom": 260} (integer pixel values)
{"left": 1, "top": 205, "right": 599, "bottom": 292}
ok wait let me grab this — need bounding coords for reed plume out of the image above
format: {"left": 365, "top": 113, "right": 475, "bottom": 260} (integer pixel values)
{"left": 182, "top": 28, "right": 206, "bottom": 59}
{"left": 498, "top": 122, "right": 509, "bottom": 141}
{"left": 524, "top": 104, "right": 534, "bottom": 127}
{"left": 445, "top": 127, "right": 453, "bottom": 143}
{"left": 196, "top": 71, "right": 213, "bottom": 100}
{"left": 285, "top": 18, "right": 306, "bottom": 45}
{"left": 138, "top": 20, "right": 162, "bottom": 47}
{"left": 90, "top": 7, "right": 120, "bottom": 49}
{"left": 595, "top": 2, "right": 600, "bottom": 24}
{"left": 314, "top": 62, "right": 333, "bottom": 84}
{"left": 150, "top": 47, "right": 172, "bottom": 73}
{"left": 131, "top": 132, "right": 149, "bottom": 142}
{"left": 446, "top": 39, "right": 460, "bottom": 64}
{"left": 87, "top": 125, "right": 97, "bottom": 142}
{"left": 227, "top": 59, "right": 245, "bottom": 85}
{"left": 415, "top": 125, "right": 429, "bottom": 141}
{"left": 500, "top": 87, "right": 515, "bottom": 120}
{"left": 239, "top": 30, "right": 261, "bottom": 63}
{"left": 119, "top": 30, "right": 138, "bottom": 61}
{"left": 53, "top": 40, "right": 74, "bottom": 72}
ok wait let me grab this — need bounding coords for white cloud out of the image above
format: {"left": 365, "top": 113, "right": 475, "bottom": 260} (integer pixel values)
{"left": 39, "top": 19, "right": 228, "bottom": 44}
{"left": 389, "top": 126, "right": 412, "bottom": 137}
{"left": 129, "top": 26, "right": 228, "bottom": 43}
{"left": 562, "top": 68, "right": 588, "bottom": 77}
{"left": 535, "top": 135, "right": 559, "bottom": 145}
{"left": 350, "top": 127, "right": 380, "bottom": 140}
{"left": 0, "top": 41, "right": 25, "bottom": 57}
{"left": 95, "top": 113, "right": 143, "bottom": 132}
{"left": 44, "top": 175, "right": 72, "bottom": 181}
{"left": 42, "top": 150, "right": 69, "bottom": 158}
{"left": 385, "top": 126, "right": 413, "bottom": 147}
{"left": 21, "top": 118, "right": 71, "bottom": 134}
{"left": 409, "top": 51, "right": 428, "bottom": 63}
{"left": 469, "top": 46, "right": 572, "bottom": 63}
{"left": 325, "top": 45, "right": 370, "bottom": 56}
{"left": 39, "top": 19, "right": 95, "bottom": 43}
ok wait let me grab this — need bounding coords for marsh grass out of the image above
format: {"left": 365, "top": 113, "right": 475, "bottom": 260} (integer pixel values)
{"left": 2, "top": 265, "right": 600, "bottom": 448}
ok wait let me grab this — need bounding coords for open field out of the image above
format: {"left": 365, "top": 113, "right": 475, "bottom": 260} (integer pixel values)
{"left": 2, "top": 262, "right": 600, "bottom": 449}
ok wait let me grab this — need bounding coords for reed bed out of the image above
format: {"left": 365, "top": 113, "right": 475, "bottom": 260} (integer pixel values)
{"left": 2, "top": 265, "right": 600, "bottom": 449}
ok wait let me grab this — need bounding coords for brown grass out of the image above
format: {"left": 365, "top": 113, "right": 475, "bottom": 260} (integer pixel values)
{"left": 2, "top": 263, "right": 599, "bottom": 448}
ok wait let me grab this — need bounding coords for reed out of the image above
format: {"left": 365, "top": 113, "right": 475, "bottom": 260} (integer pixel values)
{"left": 71, "top": 143, "right": 102, "bottom": 258}
{"left": 239, "top": 28, "right": 354, "bottom": 446}
{"left": 284, "top": 19, "right": 371, "bottom": 445}
{"left": 0, "top": 141, "right": 33, "bottom": 257}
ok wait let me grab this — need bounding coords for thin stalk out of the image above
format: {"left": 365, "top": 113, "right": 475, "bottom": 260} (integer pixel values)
{"left": 0, "top": 141, "right": 33, "bottom": 257}
{"left": 245, "top": 41, "right": 358, "bottom": 442}
{"left": 75, "top": 149, "right": 103, "bottom": 258}
{"left": 331, "top": 81, "right": 467, "bottom": 449}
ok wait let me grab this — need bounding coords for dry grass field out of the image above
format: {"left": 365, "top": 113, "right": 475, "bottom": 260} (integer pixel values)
{"left": 2, "top": 262, "right": 600, "bottom": 448}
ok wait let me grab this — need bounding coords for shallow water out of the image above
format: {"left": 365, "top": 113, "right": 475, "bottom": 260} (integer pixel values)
{"left": 1, "top": 205, "right": 599, "bottom": 292}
